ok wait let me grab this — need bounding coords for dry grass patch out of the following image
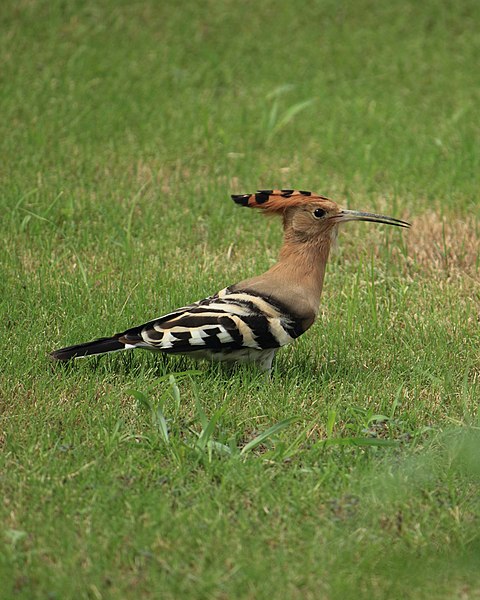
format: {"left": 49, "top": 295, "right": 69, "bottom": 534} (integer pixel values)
{"left": 406, "top": 212, "right": 480, "bottom": 279}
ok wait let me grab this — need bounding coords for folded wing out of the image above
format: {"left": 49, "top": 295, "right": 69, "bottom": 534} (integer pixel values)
{"left": 118, "top": 287, "right": 300, "bottom": 354}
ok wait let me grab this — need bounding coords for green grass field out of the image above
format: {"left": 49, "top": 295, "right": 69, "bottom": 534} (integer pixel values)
{"left": 1, "top": 0, "right": 479, "bottom": 598}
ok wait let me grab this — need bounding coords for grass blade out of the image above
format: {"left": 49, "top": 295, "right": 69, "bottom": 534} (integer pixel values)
{"left": 322, "top": 437, "right": 399, "bottom": 448}
{"left": 240, "top": 417, "right": 298, "bottom": 455}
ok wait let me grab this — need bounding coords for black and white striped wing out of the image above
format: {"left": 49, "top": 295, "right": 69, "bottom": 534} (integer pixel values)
{"left": 118, "top": 287, "right": 302, "bottom": 355}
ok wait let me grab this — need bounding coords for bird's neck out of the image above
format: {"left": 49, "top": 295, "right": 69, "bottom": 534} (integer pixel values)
{"left": 272, "top": 233, "right": 331, "bottom": 300}
{"left": 251, "top": 230, "right": 332, "bottom": 325}
{"left": 233, "top": 229, "right": 333, "bottom": 325}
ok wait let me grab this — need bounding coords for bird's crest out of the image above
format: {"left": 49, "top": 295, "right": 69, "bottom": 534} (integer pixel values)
{"left": 231, "top": 189, "right": 331, "bottom": 213}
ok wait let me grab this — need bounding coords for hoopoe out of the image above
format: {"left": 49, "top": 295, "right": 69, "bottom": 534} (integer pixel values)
{"left": 51, "top": 190, "right": 410, "bottom": 371}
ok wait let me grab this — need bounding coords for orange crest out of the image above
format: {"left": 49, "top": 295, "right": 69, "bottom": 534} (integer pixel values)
{"left": 231, "top": 189, "right": 331, "bottom": 213}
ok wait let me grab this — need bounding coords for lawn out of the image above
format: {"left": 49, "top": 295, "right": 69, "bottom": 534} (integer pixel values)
{"left": 1, "top": 0, "right": 479, "bottom": 598}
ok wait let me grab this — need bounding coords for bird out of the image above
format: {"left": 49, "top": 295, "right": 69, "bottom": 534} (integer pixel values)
{"left": 51, "top": 189, "right": 410, "bottom": 371}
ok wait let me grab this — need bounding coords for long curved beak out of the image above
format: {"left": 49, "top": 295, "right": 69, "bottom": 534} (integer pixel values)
{"left": 333, "top": 210, "right": 411, "bottom": 228}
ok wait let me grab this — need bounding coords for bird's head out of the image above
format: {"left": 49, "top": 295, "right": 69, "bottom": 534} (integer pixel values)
{"left": 232, "top": 189, "right": 410, "bottom": 244}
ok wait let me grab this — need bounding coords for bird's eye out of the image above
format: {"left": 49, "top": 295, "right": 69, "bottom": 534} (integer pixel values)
{"left": 313, "top": 208, "right": 326, "bottom": 219}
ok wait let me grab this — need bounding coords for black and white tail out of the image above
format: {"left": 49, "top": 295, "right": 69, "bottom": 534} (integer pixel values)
{"left": 51, "top": 336, "right": 126, "bottom": 361}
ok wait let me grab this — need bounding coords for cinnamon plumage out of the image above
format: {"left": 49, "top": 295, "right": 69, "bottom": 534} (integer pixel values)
{"left": 51, "top": 189, "right": 410, "bottom": 370}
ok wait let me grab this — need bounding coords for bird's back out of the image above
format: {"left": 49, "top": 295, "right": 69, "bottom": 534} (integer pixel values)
{"left": 119, "top": 286, "right": 305, "bottom": 356}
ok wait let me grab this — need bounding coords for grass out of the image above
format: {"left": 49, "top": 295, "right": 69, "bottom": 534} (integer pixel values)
{"left": 1, "top": 0, "right": 479, "bottom": 598}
